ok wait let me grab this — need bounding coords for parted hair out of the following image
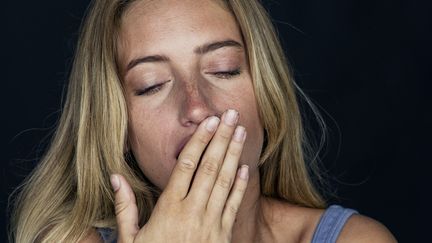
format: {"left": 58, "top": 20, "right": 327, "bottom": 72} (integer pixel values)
{"left": 10, "top": 0, "right": 326, "bottom": 242}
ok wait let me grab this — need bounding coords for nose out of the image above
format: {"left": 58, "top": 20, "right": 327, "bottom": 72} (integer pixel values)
{"left": 178, "top": 82, "right": 217, "bottom": 127}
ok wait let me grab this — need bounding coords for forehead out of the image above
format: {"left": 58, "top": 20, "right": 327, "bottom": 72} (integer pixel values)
{"left": 117, "top": 0, "right": 243, "bottom": 66}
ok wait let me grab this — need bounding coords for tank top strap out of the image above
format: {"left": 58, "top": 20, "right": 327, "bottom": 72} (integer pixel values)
{"left": 311, "top": 205, "right": 358, "bottom": 243}
{"left": 96, "top": 227, "right": 117, "bottom": 243}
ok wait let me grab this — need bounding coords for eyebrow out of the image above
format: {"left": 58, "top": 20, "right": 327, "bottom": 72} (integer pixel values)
{"left": 194, "top": 39, "right": 242, "bottom": 55}
{"left": 125, "top": 39, "right": 243, "bottom": 72}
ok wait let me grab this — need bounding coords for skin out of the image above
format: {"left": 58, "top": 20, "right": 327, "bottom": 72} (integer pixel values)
{"left": 117, "top": 0, "right": 263, "bottom": 192}
{"left": 81, "top": 0, "right": 397, "bottom": 242}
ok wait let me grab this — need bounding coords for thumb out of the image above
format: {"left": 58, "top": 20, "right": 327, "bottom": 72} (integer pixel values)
{"left": 110, "top": 174, "right": 139, "bottom": 243}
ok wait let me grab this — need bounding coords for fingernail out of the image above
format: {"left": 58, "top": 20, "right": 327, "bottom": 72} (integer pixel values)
{"left": 110, "top": 174, "right": 120, "bottom": 192}
{"left": 239, "top": 165, "right": 249, "bottom": 180}
{"left": 224, "top": 109, "right": 238, "bottom": 126}
{"left": 205, "top": 116, "right": 220, "bottom": 132}
{"left": 233, "top": 126, "right": 246, "bottom": 142}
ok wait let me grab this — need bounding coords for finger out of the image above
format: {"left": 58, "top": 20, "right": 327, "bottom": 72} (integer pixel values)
{"left": 111, "top": 174, "right": 139, "bottom": 243}
{"left": 206, "top": 126, "right": 246, "bottom": 217}
{"left": 164, "top": 116, "right": 220, "bottom": 200}
{"left": 188, "top": 109, "right": 239, "bottom": 206}
{"left": 221, "top": 165, "right": 249, "bottom": 230}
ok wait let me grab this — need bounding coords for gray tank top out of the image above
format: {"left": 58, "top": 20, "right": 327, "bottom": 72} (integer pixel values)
{"left": 311, "top": 205, "right": 358, "bottom": 242}
{"left": 97, "top": 204, "right": 357, "bottom": 243}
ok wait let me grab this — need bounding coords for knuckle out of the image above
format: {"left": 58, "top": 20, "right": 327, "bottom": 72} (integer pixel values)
{"left": 227, "top": 146, "right": 242, "bottom": 157}
{"left": 217, "top": 129, "right": 232, "bottom": 141}
{"left": 216, "top": 175, "right": 233, "bottom": 189}
{"left": 197, "top": 133, "right": 210, "bottom": 145}
{"left": 227, "top": 204, "right": 239, "bottom": 216}
{"left": 235, "top": 183, "right": 247, "bottom": 194}
{"left": 114, "top": 201, "right": 128, "bottom": 216}
{"left": 201, "top": 160, "right": 219, "bottom": 175}
{"left": 177, "top": 157, "right": 196, "bottom": 172}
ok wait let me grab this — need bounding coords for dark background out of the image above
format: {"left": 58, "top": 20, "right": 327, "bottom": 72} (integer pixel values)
{"left": 2, "top": 0, "right": 429, "bottom": 242}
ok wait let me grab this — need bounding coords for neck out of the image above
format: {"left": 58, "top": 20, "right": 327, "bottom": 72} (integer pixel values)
{"left": 230, "top": 171, "right": 273, "bottom": 243}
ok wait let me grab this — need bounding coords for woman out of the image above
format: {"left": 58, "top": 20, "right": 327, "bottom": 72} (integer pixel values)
{"left": 10, "top": 0, "right": 396, "bottom": 242}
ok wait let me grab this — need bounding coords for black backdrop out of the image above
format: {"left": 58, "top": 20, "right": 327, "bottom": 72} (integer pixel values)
{"left": 2, "top": 0, "right": 429, "bottom": 242}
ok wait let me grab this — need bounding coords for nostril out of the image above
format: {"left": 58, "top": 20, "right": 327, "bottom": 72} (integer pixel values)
{"left": 178, "top": 89, "right": 216, "bottom": 127}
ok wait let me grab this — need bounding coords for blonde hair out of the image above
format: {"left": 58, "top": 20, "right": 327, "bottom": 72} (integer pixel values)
{"left": 10, "top": 0, "right": 326, "bottom": 242}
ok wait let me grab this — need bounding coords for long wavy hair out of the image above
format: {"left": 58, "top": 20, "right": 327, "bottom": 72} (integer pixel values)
{"left": 10, "top": 0, "right": 327, "bottom": 242}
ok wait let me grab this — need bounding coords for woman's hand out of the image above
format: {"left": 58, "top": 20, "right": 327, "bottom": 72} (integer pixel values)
{"left": 111, "top": 109, "right": 249, "bottom": 243}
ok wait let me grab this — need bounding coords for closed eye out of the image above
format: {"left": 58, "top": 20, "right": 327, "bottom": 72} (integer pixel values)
{"left": 212, "top": 69, "right": 241, "bottom": 79}
{"left": 135, "top": 80, "right": 171, "bottom": 96}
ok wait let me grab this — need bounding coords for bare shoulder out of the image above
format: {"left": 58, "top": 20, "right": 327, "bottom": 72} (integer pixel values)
{"left": 337, "top": 214, "right": 397, "bottom": 243}
{"left": 260, "top": 198, "right": 397, "bottom": 243}
{"left": 79, "top": 228, "right": 103, "bottom": 243}
{"left": 260, "top": 197, "right": 326, "bottom": 242}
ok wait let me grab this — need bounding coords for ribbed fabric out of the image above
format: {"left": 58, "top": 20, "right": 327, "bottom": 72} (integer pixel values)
{"left": 96, "top": 227, "right": 116, "bottom": 243}
{"left": 311, "top": 205, "right": 358, "bottom": 243}
{"left": 97, "top": 205, "right": 357, "bottom": 243}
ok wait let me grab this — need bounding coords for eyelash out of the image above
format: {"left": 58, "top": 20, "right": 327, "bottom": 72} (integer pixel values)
{"left": 135, "top": 68, "right": 241, "bottom": 96}
{"left": 212, "top": 68, "right": 242, "bottom": 79}
{"left": 135, "top": 82, "right": 167, "bottom": 96}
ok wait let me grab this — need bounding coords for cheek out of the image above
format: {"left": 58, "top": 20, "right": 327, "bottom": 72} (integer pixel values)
{"left": 127, "top": 105, "right": 177, "bottom": 188}
{"left": 220, "top": 78, "right": 264, "bottom": 169}
{"left": 128, "top": 106, "right": 163, "bottom": 152}
{"left": 237, "top": 87, "right": 264, "bottom": 169}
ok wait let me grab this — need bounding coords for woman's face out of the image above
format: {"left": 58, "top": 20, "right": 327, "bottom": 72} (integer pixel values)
{"left": 117, "top": 0, "right": 263, "bottom": 189}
